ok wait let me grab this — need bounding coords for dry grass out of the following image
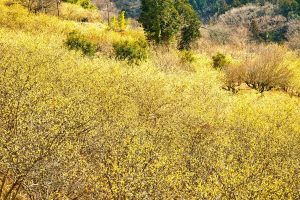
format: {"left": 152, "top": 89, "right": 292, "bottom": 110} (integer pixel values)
{"left": 150, "top": 46, "right": 196, "bottom": 72}
{"left": 222, "top": 45, "right": 293, "bottom": 93}
{"left": 58, "top": 3, "right": 101, "bottom": 22}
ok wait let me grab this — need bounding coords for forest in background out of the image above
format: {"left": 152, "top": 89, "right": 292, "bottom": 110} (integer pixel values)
{"left": 94, "top": 0, "right": 300, "bottom": 20}
{"left": 190, "top": 0, "right": 300, "bottom": 19}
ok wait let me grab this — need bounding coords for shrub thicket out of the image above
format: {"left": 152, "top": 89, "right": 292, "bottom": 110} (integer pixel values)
{"left": 1, "top": 31, "right": 299, "bottom": 199}
{"left": 212, "top": 52, "right": 229, "bottom": 69}
{"left": 62, "top": 0, "right": 94, "bottom": 9}
{"left": 65, "top": 31, "right": 96, "bottom": 56}
{"left": 223, "top": 63, "right": 245, "bottom": 93}
{"left": 180, "top": 50, "right": 196, "bottom": 64}
{"left": 59, "top": 2, "right": 101, "bottom": 22}
{"left": 113, "top": 39, "right": 149, "bottom": 64}
{"left": 0, "top": 1, "right": 300, "bottom": 199}
{"left": 243, "top": 47, "right": 293, "bottom": 93}
{"left": 223, "top": 45, "right": 293, "bottom": 93}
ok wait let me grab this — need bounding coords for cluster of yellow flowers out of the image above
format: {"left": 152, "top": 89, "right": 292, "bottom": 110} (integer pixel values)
{"left": 0, "top": 1, "right": 299, "bottom": 199}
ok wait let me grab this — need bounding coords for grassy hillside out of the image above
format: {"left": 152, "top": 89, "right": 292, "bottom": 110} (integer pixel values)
{"left": 0, "top": 0, "right": 300, "bottom": 199}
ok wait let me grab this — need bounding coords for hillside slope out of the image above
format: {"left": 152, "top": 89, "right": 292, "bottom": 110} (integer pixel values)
{"left": 216, "top": 3, "right": 300, "bottom": 43}
{"left": 94, "top": 0, "right": 300, "bottom": 20}
{"left": 0, "top": 0, "right": 300, "bottom": 199}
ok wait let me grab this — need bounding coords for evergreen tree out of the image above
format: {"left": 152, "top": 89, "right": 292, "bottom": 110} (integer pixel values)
{"left": 233, "top": 0, "right": 241, "bottom": 7}
{"left": 139, "top": 0, "right": 201, "bottom": 49}
{"left": 118, "top": 11, "right": 126, "bottom": 31}
{"left": 279, "top": 0, "right": 298, "bottom": 16}
{"left": 139, "top": 0, "right": 180, "bottom": 44}
{"left": 175, "top": 0, "right": 201, "bottom": 49}
{"left": 110, "top": 15, "right": 118, "bottom": 31}
{"left": 219, "top": 0, "right": 229, "bottom": 14}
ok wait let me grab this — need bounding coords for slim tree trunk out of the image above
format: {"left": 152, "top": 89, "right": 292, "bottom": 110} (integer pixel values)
{"left": 107, "top": 2, "right": 110, "bottom": 24}
{"left": 56, "top": 0, "right": 60, "bottom": 16}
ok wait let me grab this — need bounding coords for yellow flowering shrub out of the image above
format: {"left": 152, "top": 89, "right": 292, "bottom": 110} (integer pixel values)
{"left": 0, "top": 2, "right": 299, "bottom": 199}
{"left": 59, "top": 3, "right": 101, "bottom": 22}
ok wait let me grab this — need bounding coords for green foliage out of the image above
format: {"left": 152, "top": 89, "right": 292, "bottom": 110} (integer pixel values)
{"left": 65, "top": 31, "right": 96, "bottom": 56}
{"left": 219, "top": 0, "right": 229, "bottom": 14}
{"left": 139, "top": 0, "right": 180, "bottom": 44}
{"left": 118, "top": 11, "right": 126, "bottom": 31}
{"left": 279, "top": 0, "right": 298, "bottom": 16}
{"left": 139, "top": 0, "right": 200, "bottom": 49}
{"left": 78, "top": 0, "right": 94, "bottom": 9}
{"left": 113, "top": 39, "right": 149, "bottom": 64}
{"left": 212, "top": 52, "right": 229, "bottom": 69}
{"left": 180, "top": 50, "right": 196, "bottom": 63}
{"left": 110, "top": 15, "right": 118, "bottom": 31}
{"left": 62, "top": 0, "right": 94, "bottom": 9}
{"left": 175, "top": 0, "right": 201, "bottom": 50}
{"left": 263, "top": 29, "right": 288, "bottom": 43}
{"left": 250, "top": 20, "right": 261, "bottom": 41}
{"left": 250, "top": 19, "right": 288, "bottom": 43}
{"left": 232, "top": 0, "right": 241, "bottom": 7}
{"left": 109, "top": 11, "right": 127, "bottom": 32}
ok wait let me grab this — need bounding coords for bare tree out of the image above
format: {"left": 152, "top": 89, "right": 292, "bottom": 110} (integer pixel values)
{"left": 93, "top": 0, "right": 118, "bottom": 24}
{"left": 22, "top": 0, "right": 60, "bottom": 14}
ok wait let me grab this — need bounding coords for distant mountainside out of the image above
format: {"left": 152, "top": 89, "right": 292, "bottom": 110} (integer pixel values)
{"left": 103, "top": 0, "right": 299, "bottom": 20}
{"left": 216, "top": 3, "right": 300, "bottom": 43}
{"left": 114, "top": 0, "right": 141, "bottom": 18}
{"left": 190, "top": 0, "right": 300, "bottom": 20}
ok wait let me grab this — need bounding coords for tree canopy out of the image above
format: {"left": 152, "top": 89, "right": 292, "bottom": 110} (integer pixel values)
{"left": 139, "top": 0, "right": 201, "bottom": 49}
